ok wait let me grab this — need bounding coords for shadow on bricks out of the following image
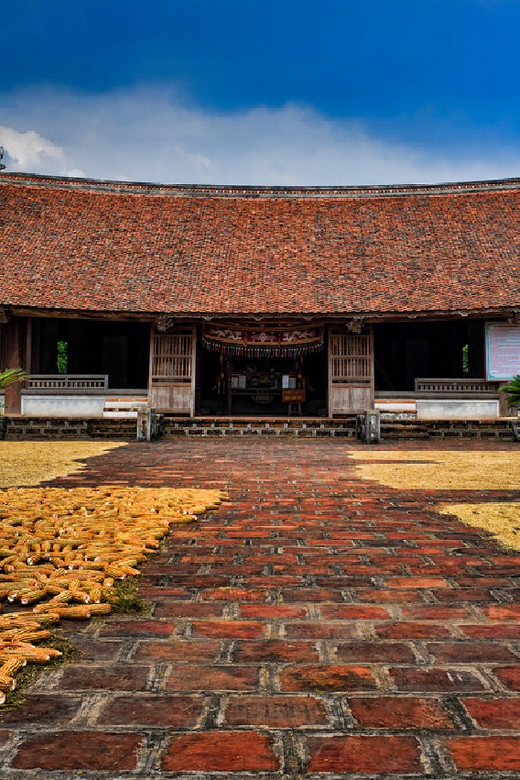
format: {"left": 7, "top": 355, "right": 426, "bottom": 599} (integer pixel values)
{"left": 1, "top": 438, "right": 519, "bottom": 778}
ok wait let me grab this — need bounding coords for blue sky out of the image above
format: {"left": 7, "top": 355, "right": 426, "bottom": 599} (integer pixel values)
{"left": 1, "top": 0, "right": 519, "bottom": 185}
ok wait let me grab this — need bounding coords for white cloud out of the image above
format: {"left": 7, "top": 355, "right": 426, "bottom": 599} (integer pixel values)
{"left": 0, "top": 125, "right": 84, "bottom": 177}
{"left": 0, "top": 85, "right": 518, "bottom": 185}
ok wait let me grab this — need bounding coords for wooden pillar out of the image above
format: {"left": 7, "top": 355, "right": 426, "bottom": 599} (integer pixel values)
{"left": 31, "top": 317, "right": 41, "bottom": 373}
{"left": 147, "top": 323, "right": 155, "bottom": 408}
{"left": 3, "top": 317, "right": 27, "bottom": 415}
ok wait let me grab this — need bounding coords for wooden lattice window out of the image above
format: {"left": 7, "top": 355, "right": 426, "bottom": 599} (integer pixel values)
{"left": 330, "top": 333, "right": 372, "bottom": 385}
{"left": 152, "top": 331, "right": 193, "bottom": 384}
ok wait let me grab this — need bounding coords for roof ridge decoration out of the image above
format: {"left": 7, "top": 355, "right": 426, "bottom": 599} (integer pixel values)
{"left": 1, "top": 171, "right": 519, "bottom": 199}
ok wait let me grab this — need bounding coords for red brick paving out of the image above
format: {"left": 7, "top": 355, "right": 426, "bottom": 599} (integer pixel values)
{"left": 0, "top": 438, "right": 518, "bottom": 778}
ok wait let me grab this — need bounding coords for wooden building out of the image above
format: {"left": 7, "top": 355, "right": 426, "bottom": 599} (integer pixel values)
{"left": 1, "top": 173, "right": 519, "bottom": 420}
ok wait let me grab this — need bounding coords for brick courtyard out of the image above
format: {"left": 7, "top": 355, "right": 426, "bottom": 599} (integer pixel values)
{"left": 0, "top": 439, "right": 519, "bottom": 779}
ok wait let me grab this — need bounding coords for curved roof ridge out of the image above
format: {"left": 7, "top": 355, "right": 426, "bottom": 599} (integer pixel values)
{"left": 1, "top": 171, "right": 519, "bottom": 198}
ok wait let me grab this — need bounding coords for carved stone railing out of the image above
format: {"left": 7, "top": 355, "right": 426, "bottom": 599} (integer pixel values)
{"left": 26, "top": 375, "right": 108, "bottom": 391}
{"left": 414, "top": 378, "right": 499, "bottom": 396}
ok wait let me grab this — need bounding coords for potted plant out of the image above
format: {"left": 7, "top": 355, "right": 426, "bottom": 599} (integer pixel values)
{"left": 499, "top": 374, "right": 520, "bottom": 415}
{"left": 499, "top": 376, "right": 520, "bottom": 442}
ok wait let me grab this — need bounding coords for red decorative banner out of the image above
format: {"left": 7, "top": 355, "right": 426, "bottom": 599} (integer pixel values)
{"left": 203, "top": 322, "right": 324, "bottom": 357}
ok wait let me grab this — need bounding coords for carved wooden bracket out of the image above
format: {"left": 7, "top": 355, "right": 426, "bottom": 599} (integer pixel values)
{"left": 345, "top": 317, "right": 365, "bottom": 334}
{"left": 0, "top": 306, "right": 10, "bottom": 324}
{"left": 508, "top": 309, "right": 520, "bottom": 325}
{"left": 155, "top": 315, "right": 175, "bottom": 332}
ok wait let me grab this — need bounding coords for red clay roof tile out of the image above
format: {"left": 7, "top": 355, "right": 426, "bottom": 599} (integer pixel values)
{"left": 0, "top": 174, "right": 518, "bottom": 318}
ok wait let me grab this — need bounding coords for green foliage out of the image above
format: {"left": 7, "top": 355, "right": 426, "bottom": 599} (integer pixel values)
{"left": 462, "top": 344, "right": 469, "bottom": 374}
{"left": 0, "top": 368, "right": 28, "bottom": 389}
{"left": 56, "top": 340, "right": 68, "bottom": 374}
{"left": 107, "top": 578, "right": 148, "bottom": 614}
{"left": 499, "top": 374, "right": 520, "bottom": 408}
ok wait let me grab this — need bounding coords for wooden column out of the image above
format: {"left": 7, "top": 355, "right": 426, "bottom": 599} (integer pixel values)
{"left": 2, "top": 317, "right": 27, "bottom": 415}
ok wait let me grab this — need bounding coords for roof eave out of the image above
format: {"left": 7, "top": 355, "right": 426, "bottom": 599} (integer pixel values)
{"left": 6, "top": 304, "right": 517, "bottom": 324}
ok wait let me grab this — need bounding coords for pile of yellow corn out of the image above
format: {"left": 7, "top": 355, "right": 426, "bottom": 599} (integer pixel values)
{"left": 0, "top": 485, "right": 226, "bottom": 703}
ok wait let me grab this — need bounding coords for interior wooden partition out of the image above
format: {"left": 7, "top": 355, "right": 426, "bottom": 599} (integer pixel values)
{"left": 149, "top": 325, "right": 196, "bottom": 414}
{"left": 328, "top": 326, "right": 374, "bottom": 415}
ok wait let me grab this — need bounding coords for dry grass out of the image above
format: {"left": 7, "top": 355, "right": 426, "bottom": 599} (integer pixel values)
{"left": 0, "top": 441, "right": 126, "bottom": 487}
{"left": 350, "top": 449, "right": 520, "bottom": 551}
{"left": 349, "top": 450, "right": 519, "bottom": 491}
{"left": 0, "top": 484, "right": 227, "bottom": 704}
{"left": 437, "top": 502, "right": 520, "bottom": 551}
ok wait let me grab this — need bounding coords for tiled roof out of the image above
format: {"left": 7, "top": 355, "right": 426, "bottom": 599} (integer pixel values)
{"left": 0, "top": 173, "right": 518, "bottom": 318}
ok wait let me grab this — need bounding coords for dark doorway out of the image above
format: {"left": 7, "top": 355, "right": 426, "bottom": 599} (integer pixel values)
{"left": 197, "top": 348, "right": 327, "bottom": 416}
{"left": 32, "top": 318, "right": 150, "bottom": 390}
{"left": 374, "top": 320, "right": 485, "bottom": 392}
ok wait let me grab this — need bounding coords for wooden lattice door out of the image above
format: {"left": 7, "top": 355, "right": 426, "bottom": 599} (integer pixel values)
{"left": 149, "top": 326, "right": 196, "bottom": 414}
{"left": 328, "top": 328, "right": 374, "bottom": 414}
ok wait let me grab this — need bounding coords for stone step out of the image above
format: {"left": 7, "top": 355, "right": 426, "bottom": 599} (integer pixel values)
{"left": 103, "top": 398, "right": 148, "bottom": 419}
{"left": 103, "top": 411, "right": 139, "bottom": 419}
{"left": 381, "top": 431, "right": 430, "bottom": 440}
{"left": 381, "top": 424, "right": 429, "bottom": 432}
{"left": 381, "top": 421, "right": 430, "bottom": 440}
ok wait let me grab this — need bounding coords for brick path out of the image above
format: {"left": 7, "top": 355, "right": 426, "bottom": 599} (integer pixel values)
{"left": 0, "top": 439, "right": 519, "bottom": 778}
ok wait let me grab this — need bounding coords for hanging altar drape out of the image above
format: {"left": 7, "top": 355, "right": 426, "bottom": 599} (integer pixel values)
{"left": 202, "top": 322, "right": 324, "bottom": 357}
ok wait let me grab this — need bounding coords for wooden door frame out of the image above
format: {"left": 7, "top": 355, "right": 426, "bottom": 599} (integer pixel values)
{"left": 327, "top": 324, "right": 374, "bottom": 416}
{"left": 148, "top": 324, "right": 196, "bottom": 415}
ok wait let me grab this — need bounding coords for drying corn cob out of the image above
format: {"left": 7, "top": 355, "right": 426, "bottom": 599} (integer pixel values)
{"left": 0, "top": 673, "right": 16, "bottom": 692}
{"left": 47, "top": 605, "right": 92, "bottom": 619}
{"left": 1, "top": 657, "right": 26, "bottom": 676}
{"left": 87, "top": 603, "right": 112, "bottom": 615}
{"left": 0, "top": 628, "right": 51, "bottom": 642}
{"left": 0, "top": 484, "right": 226, "bottom": 703}
{"left": 0, "top": 642, "right": 62, "bottom": 663}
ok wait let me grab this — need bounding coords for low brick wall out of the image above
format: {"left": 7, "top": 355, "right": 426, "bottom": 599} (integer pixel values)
{"left": 425, "top": 418, "right": 516, "bottom": 438}
{"left": 162, "top": 417, "right": 358, "bottom": 438}
{"left": 381, "top": 418, "right": 516, "bottom": 440}
{"left": 0, "top": 416, "right": 136, "bottom": 440}
{"left": 0, "top": 415, "right": 517, "bottom": 441}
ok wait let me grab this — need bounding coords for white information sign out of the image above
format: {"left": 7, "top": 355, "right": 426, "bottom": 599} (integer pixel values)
{"left": 485, "top": 323, "right": 520, "bottom": 380}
